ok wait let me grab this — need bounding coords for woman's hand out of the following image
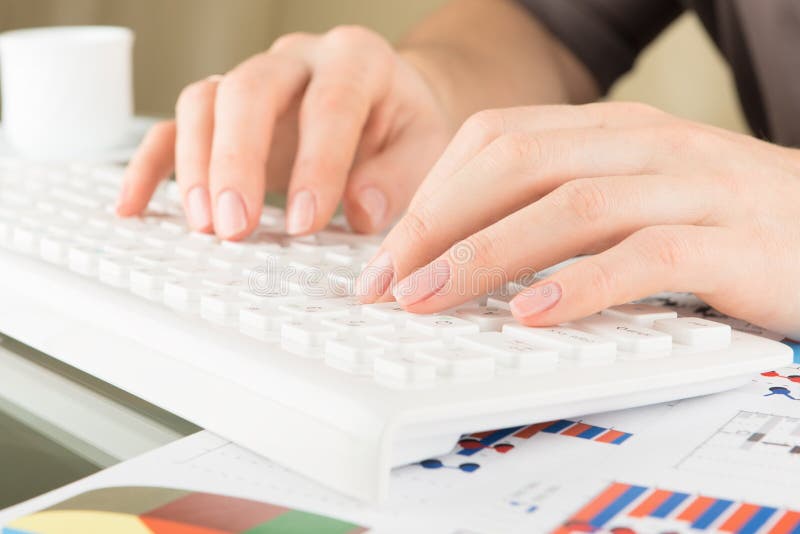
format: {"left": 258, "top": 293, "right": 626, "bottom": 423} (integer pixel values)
{"left": 116, "top": 26, "right": 453, "bottom": 240}
{"left": 358, "top": 102, "right": 800, "bottom": 338}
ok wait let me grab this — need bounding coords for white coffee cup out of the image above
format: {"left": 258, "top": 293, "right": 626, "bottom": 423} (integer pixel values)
{"left": 0, "top": 26, "right": 134, "bottom": 159}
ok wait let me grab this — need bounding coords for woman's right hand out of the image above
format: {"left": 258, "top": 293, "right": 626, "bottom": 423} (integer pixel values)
{"left": 115, "top": 26, "right": 455, "bottom": 240}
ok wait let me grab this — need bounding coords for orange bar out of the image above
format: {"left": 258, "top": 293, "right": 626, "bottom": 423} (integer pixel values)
{"left": 628, "top": 489, "right": 672, "bottom": 518}
{"left": 571, "top": 483, "right": 632, "bottom": 524}
{"left": 677, "top": 496, "right": 716, "bottom": 522}
{"left": 769, "top": 510, "right": 800, "bottom": 534}
{"left": 596, "top": 430, "right": 625, "bottom": 444}
{"left": 563, "top": 423, "right": 594, "bottom": 437}
{"left": 719, "top": 503, "right": 759, "bottom": 532}
{"left": 514, "top": 422, "right": 552, "bottom": 439}
{"left": 470, "top": 429, "right": 497, "bottom": 439}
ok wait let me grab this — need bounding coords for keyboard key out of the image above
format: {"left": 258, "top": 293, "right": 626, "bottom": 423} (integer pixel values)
{"left": 652, "top": 317, "right": 731, "bottom": 349}
{"left": 98, "top": 255, "right": 133, "bottom": 288}
{"left": 281, "top": 319, "right": 337, "bottom": 348}
{"left": 279, "top": 300, "right": 351, "bottom": 320}
{"left": 362, "top": 302, "right": 414, "bottom": 326}
{"left": 130, "top": 267, "right": 168, "bottom": 301}
{"left": 502, "top": 324, "right": 616, "bottom": 364}
{"left": 415, "top": 346, "right": 495, "bottom": 380}
{"left": 373, "top": 353, "right": 436, "bottom": 388}
{"left": 406, "top": 315, "right": 480, "bottom": 341}
{"left": 239, "top": 305, "right": 290, "bottom": 341}
{"left": 39, "top": 234, "right": 75, "bottom": 264}
{"left": 601, "top": 303, "right": 678, "bottom": 326}
{"left": 454, "top": 306, "right": 514, "bottom": 332}
{"left": 321, "top": 316, "right": 395, "bottom": 336}
{"left": 324, "top": 337, "right": 384, "bottom": 374}
{"left": 201, "top": 292, "right": 247, "bottom": 326}
{"left": 163, "top": 278, "right": 206, "bottom": 312}
{"left": 367, "top": 331, "right": 443, "bottom": 355}
{"left": 575, "top": 315, "right": 672, "bottom": 357}
{"left": 68, "top": 245, "right": 103, "bottom": 276}
{"left": 457, "top": 332, "right": 559, "bottom": 372}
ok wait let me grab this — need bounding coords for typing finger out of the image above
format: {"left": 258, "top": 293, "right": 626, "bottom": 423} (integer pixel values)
{"left": 285, "top": 27, "right": 394, "bottom": 235}
{"left": 409, "top": 102, "right": 668, "bottom": 210}
{"left": 174, "top": 76, "right": 219, "bottom": 232}
{"left": 361, "top": 126, "right": 685, "bottom": 303}
{"left": 209, "top": 41, "right": 313, "bottom": 240}
{"left": 509, "top": 225, "right": 736, "bottom": 325}
{"left": 390, "top": 174, "right": 719, "bottom": 313}
{"left": 116, "top": 120, "right": 176, "bottom": 216}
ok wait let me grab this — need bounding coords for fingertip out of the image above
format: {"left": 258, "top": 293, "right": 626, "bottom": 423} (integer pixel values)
{"left": 214, "top": 189, "right": 250, "bottom": 240}
{"left": 286, "top": 189, "right": 317, "bottom": 235}
{"left": 509, "top": 281, "right": 563, "bottom": 325}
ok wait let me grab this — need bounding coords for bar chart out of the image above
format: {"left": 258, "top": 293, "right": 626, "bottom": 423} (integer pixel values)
{"left": 455, "top": 420, "right": 633, "bottom": 457}
{"left": 678, "top": 411, "right": 800, "bottom": 483}
{"left": 555, "top": 482, "right": 800, "bottom": 533}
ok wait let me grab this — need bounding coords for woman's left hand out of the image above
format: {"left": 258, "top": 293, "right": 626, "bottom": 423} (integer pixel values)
{"left": 356, "top": 102, "right": 800, "bottom": 338}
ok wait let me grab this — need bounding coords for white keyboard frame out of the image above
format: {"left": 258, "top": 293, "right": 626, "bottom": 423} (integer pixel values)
{"left": 0, "top": 247, "right": 792, "bottom": 502}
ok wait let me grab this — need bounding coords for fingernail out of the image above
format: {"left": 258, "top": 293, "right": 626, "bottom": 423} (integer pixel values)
{"left": 356, "top": 250, "right": 394, "bottom": 301}
{"left": 393, "top": 259, "right": 451, "bottom": 306}
{"left": 510, "top": 282, "right": 562, "bottom": 318}
{"left": 286, "top": 189, "right": 315, "bottom": 235}
{"left": 358, "top": 186, "right": 387, "bottom": 229}
{"left": 186, "top": 186, "right": 211, "bottom": 230}
{"left": 215, "top": 190, "right": 248, "bottom": 238}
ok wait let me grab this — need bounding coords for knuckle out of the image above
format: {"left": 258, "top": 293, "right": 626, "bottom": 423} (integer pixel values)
{"left": 490, "top": 132, "right": 544, "bottom": 171}
{"left": 216, "top": 70, "right": 257, "bottom": 102}
{"left": 659, "top": 122, "right": 717, "bottom": 155}
{"left": 458, "top": 231, "right": 501, "bottom": 268}
{"left": 611, "top": 101, "right": 662, "bottom": 118}
{"left": 553, "top": 179, "right": 611, "bottom": 225}
{"left": 634, "top": 226, "right": 689, "bottom": 270}
{"left": 325, "top": 25, "right": 383, "bottom": 48}
{"left": 462, "top": 109, "right": 506, "bottom": 141}
{"left": 397, "top": 208, "right": 437, "bottom": 246}
{"left": 581, "top": 259, "right": 617, "bottom": 307}
{"left": 175, "top": 80, "right": 215, "bottom": 115}
{"left": 269, "top": 32, "right": 313, "bottom": 53}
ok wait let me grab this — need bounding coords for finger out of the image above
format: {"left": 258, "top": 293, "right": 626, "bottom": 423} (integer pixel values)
{"left": 209, "top": 47, "right": 312, "bottom": 240}
{"left": 116, "top": 120, "right": 176, "bottom": 216}
{"left": 409, "top": 102, "right": 667, "bottom": 210}
{"left": 286, "top": 27, "right": 393, "bottom": 235}
{"left": 364, "top": 125, "right": 691, "bottom": 303}
{"left": 390, "top": 175, "right": 719, "bottom": 312}
{"left": 174, "top": 76, "right": 219, "bottom": 232}
{"left": 509, "top": 225, "right": 736, "bottom": 325}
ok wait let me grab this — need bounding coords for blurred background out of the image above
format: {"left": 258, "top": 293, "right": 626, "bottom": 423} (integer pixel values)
{"left": 0, "top": 0, "right": 747, "bottom": 133}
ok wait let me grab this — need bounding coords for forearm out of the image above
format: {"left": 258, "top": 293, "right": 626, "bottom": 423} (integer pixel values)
{"left": 398, "top": 0, "right": 599, "bottom": 126}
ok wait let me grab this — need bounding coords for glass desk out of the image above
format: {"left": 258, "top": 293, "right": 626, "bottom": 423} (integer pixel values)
{"left": 0, "top": 333, "right": 199, "bottom": 509}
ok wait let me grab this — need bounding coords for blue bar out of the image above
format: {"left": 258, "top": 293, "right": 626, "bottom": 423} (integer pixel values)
{"left": 543, "top": 420, "right": 575, "bottom": 434}
{"left": 740, "top": 506, "right": 777, "bottom": 534}
{"left": 612, "top": 433, "right": 633, "bottom": 445}
{"left": 692, "top": 499, "right": 733, "bottom": 529}
{"left": 651, "top": 492, "right": 690, "bottom": 518}
{"left": 578, "top": 425, "right": 607, "bottom": 440}
{"left": 591, "top": 485, "right": 648, "bottom": 528}
{"left": 457, "top": 425, "right": 524, "bottom": 456}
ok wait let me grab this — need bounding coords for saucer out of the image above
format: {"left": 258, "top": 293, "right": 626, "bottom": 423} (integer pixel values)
{"left": 0, "top": 116, "right": 159, "bottom": 163}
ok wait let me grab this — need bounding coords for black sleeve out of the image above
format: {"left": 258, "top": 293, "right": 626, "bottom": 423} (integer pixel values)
{"left": 516, "top": 0, "right": 685, "bottom": 92}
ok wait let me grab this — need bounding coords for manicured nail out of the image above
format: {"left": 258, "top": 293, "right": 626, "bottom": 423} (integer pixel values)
{"left": 358, "top": 186, "right": 387, "bottom": 229}
{"left": 393, "top": 259, "right": 451, "bottom": 306}
{"left": 286, "top": 189, "right": 315, "bottom": 235}
{"left": 186, "top": 185, "right": 211, "bottom": 230}
{"left": 356, "top": 250, "right": 394, "bottom": 301}
{"left": 215, "top": 190, "right": 247, "bottom": 238}
{"left": 510, "top": 282, "right": 562, "bottom": 317}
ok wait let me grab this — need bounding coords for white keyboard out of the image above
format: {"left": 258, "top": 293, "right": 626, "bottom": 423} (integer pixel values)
{"left": 0, "top": 159, "right": 792, "bottom": 502}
